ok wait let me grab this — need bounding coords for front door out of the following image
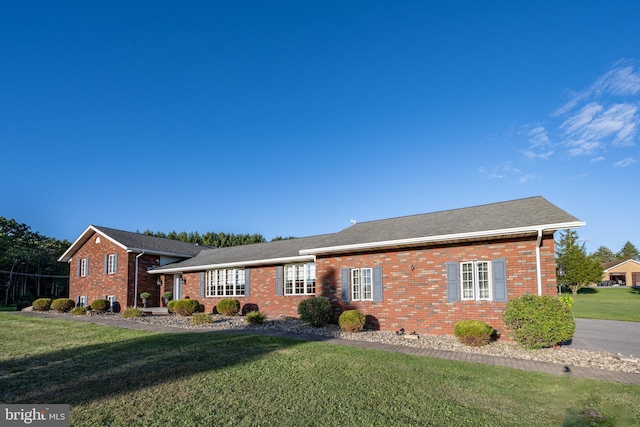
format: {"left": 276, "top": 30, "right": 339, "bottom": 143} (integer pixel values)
{"left": 174, "top": 275, "right": 183, "bottom": 300}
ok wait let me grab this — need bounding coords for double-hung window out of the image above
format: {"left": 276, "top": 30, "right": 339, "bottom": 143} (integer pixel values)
{"left": 351, "top": 268, "right": 373, "bottom": 301}
{"left": 205, "top": 269, "right": 245, "bottom": 297}
{"left": 460, "top": 261, "right": 491, "bottom": 301}
{"left": 80, "top": 258, "right": 88, "bottom": 277}
{"left": 284, "top": 263, "right": 316, "bottom": 295}
{"left": 107, "top": 254, "right": 117, "bottom": 274}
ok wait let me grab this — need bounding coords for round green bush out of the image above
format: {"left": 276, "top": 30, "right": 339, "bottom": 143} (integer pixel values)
{"left": 172, "top": 299, "right": 200, "bottom": 316}
{"left": 338, "top": 309, "right": 366, "bottom": 332}
{"left": 70, "top": 306, "right": 86, "bottom": 316}
{"left": 502, "top": 294, "right": 575, "bottom": 349}
{"left": 217, "top": 298, "right": 241, "bottom": 316}
{"left": 121, "top": 307, "right": 145, "bottom": 318}
{"left": 50, "top": 298, "right": 76, "bottom": 313}
{"left": 558, "top": 295, "right": 574, "bottom": 308}
{"left": 453, "top": 320, "right": 494, "bottom": 346}
{"left": 90, "top": 299, "right": 110, "bottom": 312}
{"left": 246, "top": 311, "right": 267, "bottom": 325}
{"left": 297, "top": 297, "right": 332, "bottom": 327}
{"left": 32, "top": 298, "right": 53, "bottom": 312}
{"left": 190, "top": 313, "right": 212, "bottom": 326}
{"left": 167, "top": 300, "right": 176, "bottom": 313}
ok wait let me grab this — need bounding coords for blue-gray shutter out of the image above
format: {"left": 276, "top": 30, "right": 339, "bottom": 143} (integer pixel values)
{"left": 372, "top": 266, "right": 383, "bottom": 302}
{"left": 114, "top": 253, "right": 118, "bottom": 273}
{"left": 276, "top": 266, "right": 283, "bottom": 296}
{"left": 492, "top": 258, "right": 507, "bottom": 302}
{"left": 245, "top": 269, "right": 250, "bottom": 297}
{"left": 85, "top": 257, "right": 89, "bottom": 276}
{"left": 77, "top": 259, "right": 81, "bottom": 277}
{"left": 199, "top": 272, "right": 205, "bottom": 298}
{"left": 341, "top": 268, "right": 350, "bottom": 302}
{"left": 103, "top": 255, "right": 108, "bottom": 274}
{"left": 446, "top": 261, "right": 460, "bottom": 302}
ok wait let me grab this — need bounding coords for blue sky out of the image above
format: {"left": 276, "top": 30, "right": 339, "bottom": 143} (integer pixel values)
{"left": 2, "top": 1, "right": 639, "bottom": 253}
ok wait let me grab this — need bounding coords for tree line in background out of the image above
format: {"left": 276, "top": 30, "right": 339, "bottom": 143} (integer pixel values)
{"left": 555, "top": 229, "right": 639, "bottom": 295}
{"left": 140, "top": 229, "right": 296, "bottom": 246}
{"left": 0, "top": 217, "right": 71, "bottom": 306}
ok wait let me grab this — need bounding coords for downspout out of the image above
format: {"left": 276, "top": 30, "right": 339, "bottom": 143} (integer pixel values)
{"left": 535, "top": 229, "right": 543, "bottom": 296}
{"left": 134, "top": 252, "right": 144, "bottom": 308}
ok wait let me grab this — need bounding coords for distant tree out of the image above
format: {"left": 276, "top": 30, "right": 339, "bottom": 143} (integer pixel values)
{"left": 591, "top": 246, "right": 617, "bottom": 264}
{"left": 270, "top": 236, "right": 297, "bottom": 241}
{"left": 141, "top": 229, "right": 266, "bottom": 248}
{"left": 616, "top": 241, "right": 640, "bottom": 261}
{"left": 555, "top": 229, "right": 604, "bottom": 295}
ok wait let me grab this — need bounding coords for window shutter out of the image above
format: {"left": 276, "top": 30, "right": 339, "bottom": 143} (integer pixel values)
{"left": 492, "top": 258, "right": 507, "bottom": 302}
{"left": 77, "top": 259, "right": 81, "bottom": 277}
{"left": 245, "top": 269, "right": 251, "bottom": 297}
{"left": 104, "top": 255, "right": 108, "bottom": 274}
{"left": 341, "top": 268, "right": 350, "bottom": 302}
{"left": 199, "top": 272, "right": 205, "bottom": 298}
{"left": 114, "top": 253, "right": 118, "bottom": 273}
{"left": 372, "top": 266, "right": 383, "bottom": 302}
{"left": 446, "top": 261, "right": 460, "bottom": 302}
{"left": 86, "top": 257, "right": 89, "bottom": 276}
{"left": 276, "top": 266, "right": 283, "bottom": 296}
{"left": 75, "top": 295, "right": 80, "bottom": 305}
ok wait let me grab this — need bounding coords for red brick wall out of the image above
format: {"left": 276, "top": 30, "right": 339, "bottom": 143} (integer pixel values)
{"left": 67, "top": 231, "right": 161, "bottom": 308}
{"left": 317, "top": 235, "right": 556, "bottom": 336}
{"left": 177, "top": 234, "right": 557, "bottom": 338}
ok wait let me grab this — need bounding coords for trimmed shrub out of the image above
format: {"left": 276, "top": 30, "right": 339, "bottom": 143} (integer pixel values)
{"left": 121, "top": 307, "right": 145, "bottom": 318}
{"left": 167, "top": 300, "right": 176, "bottom": 313}
{"left": 338, "top": 309, "right": 366, "bottom": 332}
{"left": 190, "top": 313, "right": 212, "bottom": 326}
{"left": 246, "top": 311, "right": 267, "bottom": 325}
{"left": 502, "top": 294, "right": 575, "bottom": 349}
{"left": 558, "top": 295, "right": 574, "bottom": 308}
{"left": 50, "top": 298, "right": 76, "bottom": 313}
{"left": 32, "top": 298, "right": 53, "bottom": 312}
{"left": 217, "top": 298, "right": 241, "bottom": 316}
{"left": 172, "top": 299, "right": 200, "bottom": 316}
{"left": 90, "top": 299, "right": 110, "bottom": 312}
{"left": 70, "top": 306, "right": 86, "bottom": 316}
{"left": 298, "top": 297, "right": 332, "bottom": 327}
{"left": 454, "top": 320, "right": 494, "bottom": 346}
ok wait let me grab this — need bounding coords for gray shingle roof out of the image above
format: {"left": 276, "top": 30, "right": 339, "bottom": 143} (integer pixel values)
{"left": 92, "top": 226, "right": 207, "bottom": 257}
{"left": 151, "top": 233, "right": 336, "bottom": 272}
{"left": 302, "top": 196, "right": 582, "bottom": 252}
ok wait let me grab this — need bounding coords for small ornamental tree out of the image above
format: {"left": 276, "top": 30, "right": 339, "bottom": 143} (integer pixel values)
{"left": 556, "top": 229, "right": 604, "bottom": 295}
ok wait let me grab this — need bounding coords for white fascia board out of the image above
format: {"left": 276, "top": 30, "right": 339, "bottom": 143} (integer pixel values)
{"left": 148, "top": 255, "right": 316, "bottom": 274}
{"left": 604, "top": 258, "right": 640, "bottom": 272}
{"left": 299, "top": 221, "right": 586, "bottom": 255}
{"left": 58, "top": 225, "right": 129, "bottom": 262}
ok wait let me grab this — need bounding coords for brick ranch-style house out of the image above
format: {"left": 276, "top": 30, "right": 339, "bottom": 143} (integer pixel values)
{"left": 60, "top": 196, "right": 584, "bottom": 336}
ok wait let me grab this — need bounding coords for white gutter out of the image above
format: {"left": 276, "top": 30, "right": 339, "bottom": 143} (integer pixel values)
{"left": 299, "top": 221, "right": 585, "bottom": 255}
{"left": 134, "top": 252, "right": 144, "bottom": 308}
{"left": 147, "top": 255, "right": 316, "bottom": 275}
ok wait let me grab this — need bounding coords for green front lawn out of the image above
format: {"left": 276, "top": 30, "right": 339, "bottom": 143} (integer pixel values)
{"left": 567, "top": 287, "right": 640, "bottom": 322}
{"left": 1, "top": 313, "right": 639, "bottom": 426}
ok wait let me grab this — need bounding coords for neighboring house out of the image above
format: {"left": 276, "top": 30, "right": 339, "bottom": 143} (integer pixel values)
{"left": 58, "top": 226, "right": 205, "bottom": 310}
{"left": 601, "top": 259, "right": 640, "bottom": 287}
{"left": 143, "top": 196, "right": 583, "bottom": 336}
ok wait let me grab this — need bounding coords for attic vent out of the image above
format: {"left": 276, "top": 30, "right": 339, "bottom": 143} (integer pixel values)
{"left": 95, "top": 237, "right": 101, "bottom": 244}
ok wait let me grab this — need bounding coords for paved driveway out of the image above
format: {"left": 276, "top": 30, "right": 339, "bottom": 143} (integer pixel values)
{"left": 568, "top": 318, "right": 640, "bottom": 358}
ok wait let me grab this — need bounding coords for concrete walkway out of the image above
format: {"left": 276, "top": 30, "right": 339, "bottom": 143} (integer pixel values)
{"left": 12, "top": 311, "right": 640, "bottom": 385}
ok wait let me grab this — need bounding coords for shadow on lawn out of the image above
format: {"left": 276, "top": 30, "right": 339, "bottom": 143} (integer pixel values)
{"left": 0, "top": 314, "right": 330, "bottom": 406}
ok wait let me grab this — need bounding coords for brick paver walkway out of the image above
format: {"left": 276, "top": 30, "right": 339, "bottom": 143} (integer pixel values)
{"left": 12, "top": 311, "right": 640, "bottom": 385}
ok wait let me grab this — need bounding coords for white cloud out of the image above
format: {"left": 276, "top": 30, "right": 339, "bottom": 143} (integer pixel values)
{"left": 613, "top": 157, "right": 637, "bottom": 168}
{"left": 478, "top": 162, "right": 534, "bottom": 184}
{"left": 590, "top": 156, "right": 605, "bottom": 163}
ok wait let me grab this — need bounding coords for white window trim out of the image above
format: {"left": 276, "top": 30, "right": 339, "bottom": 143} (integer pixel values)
{"left": 284, "top": 263, "right": 316, "bottom": 296}
{"left": 460, "top": 261, "right": 492, "bottom": 301}
{"left": 79, "top": 295, "right": 88, "bottom": 307}
{"left": 351, "top": 268, "right": 373, "bottom": 301}
{"left": 80, "top": 258, "right": 88, "bottom": 277}
{"left": 205, "top": 268, "right": 246, "bottom": 297}
{"left": 107, "top": 254, "right": 117, "bottom": 274}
